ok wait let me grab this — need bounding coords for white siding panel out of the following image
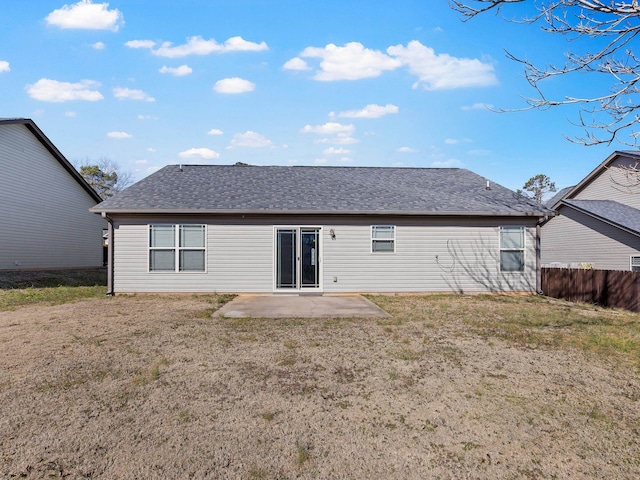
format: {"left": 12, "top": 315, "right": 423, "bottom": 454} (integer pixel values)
{"left": 541, "top": 206, "right": 640, "bottom": 270}
{"left": 0, "top": 124, "right": 104, "bottom": 269}
{"left": 113, "top": 215, "right": 538, "bottom": 294}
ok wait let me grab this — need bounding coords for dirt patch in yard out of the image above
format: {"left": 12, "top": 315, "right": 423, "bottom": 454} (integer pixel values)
{"left": 0, "top": 294, "right": 639, "bottom": 479}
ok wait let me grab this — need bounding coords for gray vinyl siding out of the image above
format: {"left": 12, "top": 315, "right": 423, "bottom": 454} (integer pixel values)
{"left": 574, "top": 157, "right": 640, "bottom": 209}
{"left": 0, "top": 124, "right": 104, "bottom": 270}
{"left": 541, "top": 205, "right": 640, "bottom": 270}
{"left": 322, "top": 218, "right": 536, "bottom": 293}
{"left": 112, "top": 214, "right": 538, "bottom": 294}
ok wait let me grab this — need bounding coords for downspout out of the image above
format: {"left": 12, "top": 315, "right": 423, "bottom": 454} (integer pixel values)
{"left": 535, "top": 216, "right": 547, "bottom": 295}
{"left": 101, "top": 212, "right": 115, "bottom": 296}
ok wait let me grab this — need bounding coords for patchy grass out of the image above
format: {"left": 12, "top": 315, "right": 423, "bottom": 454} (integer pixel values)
{"left": 0, "top": 268, "right": 107, "bottom": 310}
{"left": 0, "top": 293, "right": 639, "bottom": 479}
{"left": 0, "top": 285, "right": 106, "bottom": 311}
{"left": 370, "top": 294, "right": 640, "bottom": 367}
{"left": 0, "top": 267, "right": 106, "bottom": 289}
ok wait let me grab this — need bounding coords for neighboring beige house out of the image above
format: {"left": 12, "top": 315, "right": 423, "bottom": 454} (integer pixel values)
{"left": 542, "top": 151, "right": 640, "bottom": 271}
{"left": 0, "top": 118, "right": 104, "bottom": 270}
{"left": 92, "top": 164, "right": 552, "bottom": 295}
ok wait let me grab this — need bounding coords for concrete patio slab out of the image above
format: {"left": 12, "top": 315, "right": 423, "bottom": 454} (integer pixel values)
{"left": 214, "top": 294, "right": 391, "bottom": 319}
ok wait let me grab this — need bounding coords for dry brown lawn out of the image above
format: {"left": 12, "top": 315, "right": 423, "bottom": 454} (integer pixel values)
{"left": 0, "top": 292, "right": 639, "bottom": 479}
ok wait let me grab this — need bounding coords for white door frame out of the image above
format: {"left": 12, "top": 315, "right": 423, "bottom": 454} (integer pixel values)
{"left": 273, "top": 226, "right": 322, "bottom": 292}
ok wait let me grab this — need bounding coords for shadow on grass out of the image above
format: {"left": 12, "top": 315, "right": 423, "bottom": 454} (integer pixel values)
{"left": 0, "top": 268, "right": 107, "bottom": 289}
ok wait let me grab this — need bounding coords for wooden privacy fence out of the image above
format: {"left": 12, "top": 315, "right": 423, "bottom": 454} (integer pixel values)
{"left": 541, "top": 268, "right": 640, "bottom": 312}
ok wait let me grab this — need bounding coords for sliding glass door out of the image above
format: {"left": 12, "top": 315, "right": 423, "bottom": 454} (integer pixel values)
{"left": 275, "top": 227, "right": 321, "bottom": 291}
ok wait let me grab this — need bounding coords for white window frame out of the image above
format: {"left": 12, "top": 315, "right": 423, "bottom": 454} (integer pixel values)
{"left": 371, "top": 225, "right": 396, "bottom": 253}
{"left": 148, "top": 224, "right": 206, "bottom": 273}
{"left": 499, "top": 226, "right": 525, "bottom": 273}
{"left": 631, "top": 256, "right": 640, "bottom": 272}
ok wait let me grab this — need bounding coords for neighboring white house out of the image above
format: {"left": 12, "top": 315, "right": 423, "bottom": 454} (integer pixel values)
{"left": 92, "top": 164, "right": 552, "bottom": 295}
{"left": 0, "top": 118, "right": 104, "bottom": 270}
{"left": 542, "top": 151, "right": 640, "bottom": 271}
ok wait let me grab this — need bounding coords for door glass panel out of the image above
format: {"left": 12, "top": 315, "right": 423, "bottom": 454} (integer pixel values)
{"left": 276, "top": 229, "right": 297, "bottom": 288}
{"left": 301, "top": 229, "right": 319, "bottom": 288}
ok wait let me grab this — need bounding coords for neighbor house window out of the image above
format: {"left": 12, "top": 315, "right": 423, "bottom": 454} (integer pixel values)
{"left": 372, "top": 225, "right": 395, "bottom": 253}
{"left": 149, "top": 224, "right": 205, "bottom": 272}
{"left": 631, "top": 256, "right": 640, "bottom": 272}
{"left": 500, "top": 226, "right": 525, "bottom": 272}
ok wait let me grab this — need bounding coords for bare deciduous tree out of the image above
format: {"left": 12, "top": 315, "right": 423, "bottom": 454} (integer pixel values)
{"left": 449, "top": 0, "right": 640, "bottom": 147}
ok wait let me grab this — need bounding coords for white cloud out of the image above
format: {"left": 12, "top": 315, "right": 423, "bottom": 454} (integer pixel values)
{"left": 282, "top": 57, "right": 311, "bottom": 71}
{"left": 146, "top": 166, "right": 161, "bottom": 173}
{"left": 26, "top": 78, "right": 103, "bottom": 102}
{"left": 135, "top": 159, "right": 148, "bottom": 164}
{"left": 430, "top": 158, "right": 464, "bottom": 168}
{"left": 223, "top": 36, "right": 268, "bottom": 52}
{"left": 297, "top": 42, "right": 401, "bottom": 81}
{"left": 314, "top": 158, "right": 328, "bottom": 164}
{"left": 91, "top": 41, "right": 105, "bottom": 50}
{"left": 444, "top": 138, "right": 473, "bottom": 145}
{"left": 178, "top": 147, "right": 220, "bottom": 159}
{"left": 147, "top": 147, "right": 156, "bottom": 152}
{"left": 301, "top": 122, "right": 355, "bottom": 135}
{"left": 159, "top": 65, "right": 193, "bottom": 76}
{"left": 303, "top": 122, "right": 358, "bottom": 145}
{"left": 64, "top": 111, "right": 77, "bottom": 117}
{"left": 229, "top": 131, "right": 273, "bottom": 148}
{"left": 323, "top": 147, "right": 351, "bottom": 155}
{"left": 45, "top": 1, "right": 123, "bottom": 31}
{"left": 0, "top": 61, "right": 9, "bottom": 73}
{"left": 461, "top": 103, "right": 494, "bottom": 111}
{"left": 334, "top": 103, "right": 398, "bottom": 119}
{"left": 330, "top": 136, "right": 359, "bottom": 145}
{"left": 107, "top": 131, "right": 132, "bottom": 139}
{"left": 397, "top": 147, "right": 417, "bottom": 153}
{"left": 387, "top": 40, "right": 498, "bottom": 90}
{"left": 137, "top": 114, "right": 157, "bottom": 120}
{"left": 129, "top": 35, "right": 268, "bottom": 58}
{"left": 125, "top": 39, "right": 156, "bottom": 49}
{"left": 207, "top": 128, "right": 224, "bottom": 135}
{"left": 113, "top": 87, "right": 155, "bottom": 102}
{"left": 213, "top": 77, "right": 255, "bottom": 94}
{"left": 289, "top": 40, "right": 498, "bottom": 90}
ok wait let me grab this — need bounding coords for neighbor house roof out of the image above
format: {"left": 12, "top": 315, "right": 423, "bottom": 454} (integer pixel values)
{"left": 561, "top": 199, "right": 640, "bottom": 237}
{"left": 92, "top": 164, "right": 552, "bottom": 217}
{"left": 0, "top": 118, "right": 102, "bottom": 203}
{"left": 545, "top": 186, "right": 574, "bottom": 209}
{"left": 548, "top": 150, "right": 640, "bottom": 210}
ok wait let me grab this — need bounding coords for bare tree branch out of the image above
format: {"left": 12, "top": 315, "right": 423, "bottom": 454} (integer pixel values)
{"left": 449, "top": 0, "right": 640, "bottom": 146}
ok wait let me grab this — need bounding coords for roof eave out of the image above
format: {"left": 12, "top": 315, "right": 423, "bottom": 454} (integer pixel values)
{"left": 559, "top": 201, "right": 640, "bottom": 238}
{"left": 91, "top": 207, "right": 552, "bottom": 217}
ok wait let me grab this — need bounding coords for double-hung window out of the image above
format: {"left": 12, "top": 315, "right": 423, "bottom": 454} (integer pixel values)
{"left": 499, "top": 226, "right": 525, "bottom": 272}
{"left": 149, "top": 224, "right": 205, "bottom": 272}
{"left": 372, "top": 225, "right": 395, "bottom": 253}
{"left": 631, "top": 256, "right": 640, "bottom": 272}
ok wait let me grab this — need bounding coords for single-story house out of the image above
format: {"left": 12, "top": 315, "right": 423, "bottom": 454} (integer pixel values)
{"left": 0, "top": 118, "right": 105, "bottom": 271}
{"left": 92, "top": 164, "right": 553, "bottom": 294}
{"left": 541, "top": 150, "right": 640, "bottom": 271}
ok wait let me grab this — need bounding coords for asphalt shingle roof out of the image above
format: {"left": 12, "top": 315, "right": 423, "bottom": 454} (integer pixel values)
{"left": 93, "top": 165, "right": 551, "bottom": 216}
{"left": 545, "top": 186, "right": 574, "bottom": 209}
{"left": 561, "top": 199, "right": 640, "bottom": 235}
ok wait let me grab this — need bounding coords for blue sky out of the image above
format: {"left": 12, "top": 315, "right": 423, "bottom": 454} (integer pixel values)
{"left": 0, "top": 0, "right": 620, "bottom": 193}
